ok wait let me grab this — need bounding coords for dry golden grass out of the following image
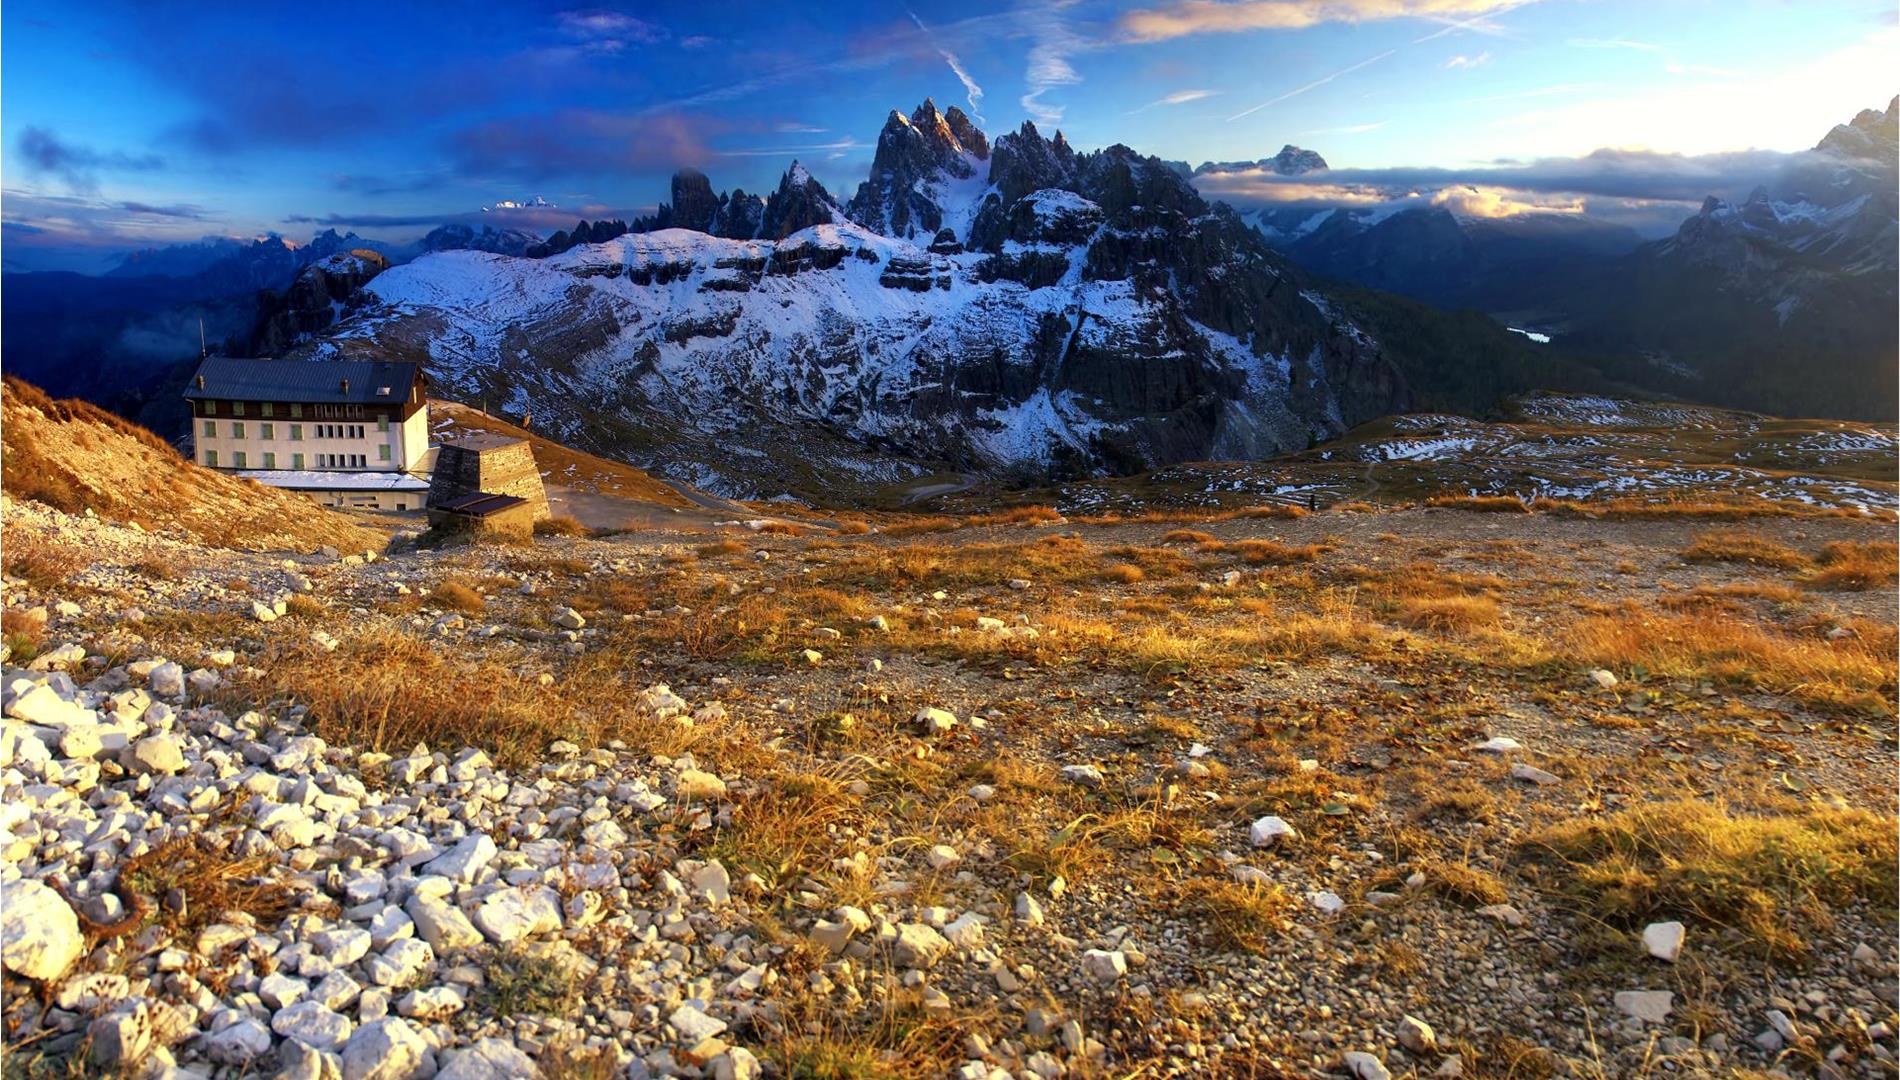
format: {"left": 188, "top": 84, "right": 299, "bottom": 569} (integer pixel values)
{"left": 696, "top": 538, "right": 748, "bottom": 557}
{"left": 1160, "top": 529, "right": 1216, "bottom": 545}
{"left": 1395, "top": 594, "right": 1502, "bottom": 632}
{"left": 1224, "top": 539, "right": 1326, "bottom": 565}
{"left": 257, "top": 631, "right": 709, "bottom": 766}
{"left": 533, "top": 515, "right": 590, "bottom": 538}
{"left": 758, "top": 520, "right": 809, "bottom": 536}
{"left": 1100, "top": 562, "right": 1146, "bottom": 584}
{"left": 1565, "top": 603, "right": 1894, "bottom": 712}
{"left": 968, "top": 505, "right": 1065, "bottom": 526}
{"left": 833, "top": 519, "right": 874, "bottom": 535}
{"left": 3, "top": 376, "right": 379, "bottom": 551}
{"left": 1529, "top": 799, "right": 1899, "bottom": 960}
{"left": 880, "top": 516, "right": 961, "bottom": 538}
{"left": 1683, "top": 529, "right": 1809, "bottom": 569}
{"left": 705, "top": 772, "right": 862, "bottom": 892}
{"left": 1806, "top": 540, "right": 1898, "bottom": 591}
{"left": 1427, "top": 495, "right": 1530, "bottom": 513}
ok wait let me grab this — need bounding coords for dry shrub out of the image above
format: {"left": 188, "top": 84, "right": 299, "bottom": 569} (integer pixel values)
{"left": 1178, "top": 877, "right": 1296, "bottom": 952}
{"left": 1228, "top": 539, "right": 1325, "bottom": 566}
{"left": 1, "top": 533, "right": 85, "bottom": 589}
{"left": 1683, "top": 529, "right": 1809, "bottom": 569}
{"left": 2, "top": 606, "right": 48, "bottom": 661}
{"left": 697, "top": 539, "right": 747, "bottom": 557}
{"left": 970, "top": 505, "right": 1065, "bottom": 526}
{"left": 1565, "top": 603, "right": 1894, "bottom": 712}
{"left": 757, "top": 521, "right": 807, "bottom": 536}
{"left": 1806, "top": 540, "right": 1898, "bottom": 591}
{"left": 833, "top": 519, "right": 874, "bottom": 535}
{"left": 1100, "top": 562, "right": 1146, "bottom": 585}
{"left": 426, "top": 580, "right": 486, "bottom": 613}
{"left": 1160, "top": 529, "right": 1215, "bottom": 545}
{"left": 1395, "top": 594, "right": 1501, "bottom": 632}
{"left": 533, "top": 515, "right": 590, "bottom": 538}
{"left": 1226, "top": 504, "right": 1307, "bottom": 520}
{"left": 1529, "top": 799, "right": 1898, "bottom": 960}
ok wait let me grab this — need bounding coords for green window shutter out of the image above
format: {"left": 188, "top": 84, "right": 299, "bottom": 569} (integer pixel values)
{"left": 262, "top": 423, "right": 274, "bottom": 439}
{"left": 378, "top": 444, "right": 391, "bottom": 461}
{"left": 233, "top": 422, "right": 245, "bottom": 439}
{"left": 203, "top": 421, "right": 216, "bottom": 437}
{"left": 293, "top": 453, "right": 304, "bottom": 469}
{"left": 234, "top": 451, "right": 246, "bottom": 468}
{"left": 206, "top": 449, "right": 217, "bottom": 467}
{"left": 263, "top": 452, "right": 275, "bottom": 468}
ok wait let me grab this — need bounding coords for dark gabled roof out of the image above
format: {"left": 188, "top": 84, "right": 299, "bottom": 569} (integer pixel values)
{"left": 184, "top": 357, "right": 422, "bottom": 404}
{"left": 434, "top": 492, "right": 527, "bottom": 516}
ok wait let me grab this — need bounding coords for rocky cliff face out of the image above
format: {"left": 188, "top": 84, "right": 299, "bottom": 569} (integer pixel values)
{"left": 247, "top": 251, "right": 390, "bottom": 357}
{"left": 300, "top": 102, "right": 1407, "bottom": 498}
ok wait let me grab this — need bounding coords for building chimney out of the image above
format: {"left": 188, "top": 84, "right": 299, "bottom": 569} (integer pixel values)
{"left": 340, "top": 378, "right": 350, "bottom": 394}
{"left": 195, "top": 374, "right": 205, "bottom": 389}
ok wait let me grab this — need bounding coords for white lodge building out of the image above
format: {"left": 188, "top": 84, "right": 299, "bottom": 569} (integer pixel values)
{"left": 185, "top": 357, "right": 432, "bottom": 510}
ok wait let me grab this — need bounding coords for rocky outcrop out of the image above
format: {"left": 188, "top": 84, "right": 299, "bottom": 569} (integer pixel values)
{"left": 1194, "top": 145, "right": 1329, "bottom": 177}
{"left": 246, "top": 250, "right": 390, "bottom": 357}
{"left": 760, "top": 162, "right": 841, "bottom": 240}
{"left": 668, "top": 169, "right": 722, "bottom": 233}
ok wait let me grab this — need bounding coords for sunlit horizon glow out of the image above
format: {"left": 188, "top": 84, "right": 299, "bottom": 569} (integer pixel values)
{"left": 1, "top": 0, "right": 1892, "bottom": 271}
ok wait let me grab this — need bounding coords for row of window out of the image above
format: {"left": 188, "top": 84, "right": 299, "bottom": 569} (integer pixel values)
{"left": 202, "top": 420, "right": 382, "bottom": 440}
{"left": 203, "top": 450, "right": 379, "bottom": 468}
{"left": 210, "top": 401, "right": 392, "bottom": 418}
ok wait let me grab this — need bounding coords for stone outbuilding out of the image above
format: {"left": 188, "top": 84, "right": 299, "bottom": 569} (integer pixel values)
{"left": 425, "top": 433, "right": 549, "bottom": 538}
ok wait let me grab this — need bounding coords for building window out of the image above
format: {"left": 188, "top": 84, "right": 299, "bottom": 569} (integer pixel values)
{"left": 291, "top": 403, "right": 303, "bottom": 418}
{"left": 263, "top": 452, "right": 276, "bottom": 468}
{"left": 205, "top": 449, "right": 218, "bottom": 467}
{"left": 203, "top": 420, "right": 216, "bottom": 437}
{"left": 293, "top": 453, "right": 304, "bottom": 469}
{"left": 233, "top": 451, "right": 247, "bottom": 468}
{"left": 261, "top": 423, "right": 274, "bottom": 440}
{"left": 377, "top": 416, "right": 389, "bottom": 432}
{"left": 262, "top": 403, "right": 274, "bottom": 417}
{"left": 378, "top": 444, "right": 391, "bottom": 461}
{"left": 233, "top": 402, "right": 245, "bottom": 417}
{"left": 232, "top": 422, "right": 246, "bottom": 439}
{"left": 290, "top": 424, "right": 302, "bottom": 441}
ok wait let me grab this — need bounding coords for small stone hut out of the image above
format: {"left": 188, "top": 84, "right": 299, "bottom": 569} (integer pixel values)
{"left": 425, "top": 433, "right": 549, "bottom": 538}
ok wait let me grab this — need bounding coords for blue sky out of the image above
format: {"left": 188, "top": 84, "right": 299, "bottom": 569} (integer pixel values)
{"left": 3, "top": 0, "right": 1894, "bottom": 270}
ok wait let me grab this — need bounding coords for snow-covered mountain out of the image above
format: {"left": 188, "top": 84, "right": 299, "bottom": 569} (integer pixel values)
{"left": 289, "top": 104, "right": 1405, "bottom": 497}
{"left": 417, "top": 223, "right": 542, "bottom": 258}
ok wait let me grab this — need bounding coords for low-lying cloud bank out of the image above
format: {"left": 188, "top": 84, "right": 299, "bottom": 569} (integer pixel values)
{"left": 1192, "top": 145, "right": 1852, "bottom": 235}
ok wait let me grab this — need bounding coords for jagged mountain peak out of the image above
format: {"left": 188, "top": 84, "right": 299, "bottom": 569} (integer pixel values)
{"left": 1193, "top": 145, "right": 1329, "bottom": 177}
{"left": 850, "top": 98, "right": 993, "bottom": 240}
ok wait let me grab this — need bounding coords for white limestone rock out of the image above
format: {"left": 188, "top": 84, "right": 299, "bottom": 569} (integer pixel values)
{"left": 1, "top": 879, "right": 83, "bottom": 981}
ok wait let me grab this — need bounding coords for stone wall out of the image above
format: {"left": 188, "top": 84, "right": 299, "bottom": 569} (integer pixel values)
{"left": 426, "top": 436, "right": 549, "bottom": 520}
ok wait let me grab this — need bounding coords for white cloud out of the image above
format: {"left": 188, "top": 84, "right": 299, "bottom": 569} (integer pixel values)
{"left": 1120, "top": 0, "right": 1534, "bottom": 43}
{"left": 1444, "top": 51, "right": 1491, "bottom": 69}
{"left": 1021, "top": 1, "right": 1087, "bottom": 127}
